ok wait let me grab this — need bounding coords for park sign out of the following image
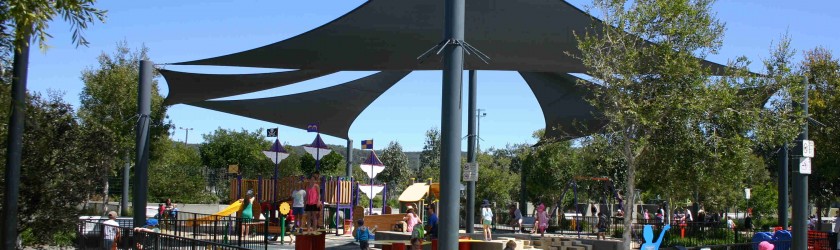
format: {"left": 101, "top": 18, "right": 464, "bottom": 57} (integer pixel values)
{"left": 798, "top": 157, "right": 811, "bottom": 174}
{"left": 793, "top": 140, "right": 815, "bottom": 158}
{"left": 793, "top": 140, "right": 814, "bottom": 174}
{"left": 463, "top": 162, "right": 478, "bottom": 182}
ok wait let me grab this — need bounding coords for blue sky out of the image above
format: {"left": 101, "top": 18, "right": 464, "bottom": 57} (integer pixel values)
{"left": 24, "top": 0, "right": 840, "bottom": 151}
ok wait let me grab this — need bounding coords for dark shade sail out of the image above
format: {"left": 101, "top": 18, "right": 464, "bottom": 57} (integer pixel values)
{"left": 173, "top": 0, "right": 727, "bottom": 73}
{"left": 160, "top": 69, "right": 337, "bottom": 105}
{"left": 187, "top": 71, "right": 410, "bottom": 139}
{"left": 519, "top": 72, "right": 605, "bottom": 140}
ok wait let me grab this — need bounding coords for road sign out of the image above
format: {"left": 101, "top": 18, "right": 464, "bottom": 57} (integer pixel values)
{"left": 463, "top": 162, "right": 478, "bottom": 182}
{"left": 798, "top": 157, "right": 811, "bottom": 174}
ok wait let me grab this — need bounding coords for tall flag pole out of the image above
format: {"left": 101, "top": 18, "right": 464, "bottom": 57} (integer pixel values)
{"left": 263, "top": 128, "right": 287, "bottom": 204}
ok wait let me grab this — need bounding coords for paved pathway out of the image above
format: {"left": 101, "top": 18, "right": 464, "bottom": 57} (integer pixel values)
{"left": 266, "top": 233, "right": 362, "bottom": 249}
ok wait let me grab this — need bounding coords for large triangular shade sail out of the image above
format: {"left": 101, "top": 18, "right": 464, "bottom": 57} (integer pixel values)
{"left": 188, "top": 71, "right": 410, "bottom": 139}
{"left": 161, "top": 69, "right": 336, "bottom": 105}
{"left": 519, "top": 72, "right": 606, "bottom": 140}
{"left": 174, "top": 0, "right": 728, "bottom": 73}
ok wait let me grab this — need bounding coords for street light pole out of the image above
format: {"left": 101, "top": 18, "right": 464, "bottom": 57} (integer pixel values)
{"left": 466, "top": 71, "right": 478, "bottom": 233}
{"left": 477, "top": 109, "right": 486, "bottom": 152}
{"left": 179, "top": 127, "right": 193, "bottom": 145}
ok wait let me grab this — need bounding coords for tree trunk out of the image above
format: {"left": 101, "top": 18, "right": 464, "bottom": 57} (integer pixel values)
{"left": 623, "top": 162, "right": 636, "bottom": 249}
{"left": 622, "top": 133, "right": 637, "bottom": 250}
{"left": 816, "top": 200, "right": 823, "bottom": 230}
{"left": 83, "top": 191, "right": 91, "bottom": 211}
{"left": 102, "top": 173, "right": 110, "bottom": 215}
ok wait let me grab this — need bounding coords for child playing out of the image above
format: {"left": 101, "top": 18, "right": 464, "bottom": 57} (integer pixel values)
{"left": 504, "top": 240, "right": 517, "bottom": 250}
{"left": 354, "top": 219, "right": 377, "bottom": 250}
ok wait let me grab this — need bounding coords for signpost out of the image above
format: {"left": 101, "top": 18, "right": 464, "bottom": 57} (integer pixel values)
{"left": 463, "top": 162, "right": 478, "bottom": 182}
{"left": 793, "top": 139, "right": 814, "bottom": 174}
{"left": 798, "top": 157, "right": 811, "bottom": 174}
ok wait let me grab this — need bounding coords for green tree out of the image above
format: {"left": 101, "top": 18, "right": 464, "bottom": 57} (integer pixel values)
{"left": 377, "top": 141, "right": 411, "bottom": 201}
{"left": 3, "top": 0, "right": 106, "bottom": 50}
{"left": 418, "top": 128, "right": 441, "bottom": 179}
{"left": 524, "top": 139, "right": 581, "bottom": 205}
{"left": 299, "top": 150, "right": 343, "bottom": 176}
{"left": 78, "top": 42, "right": 170, "bottom": 207}
{"left": 802, "top": 47, "right": 840, "bottom": 221}
{"left": 0, "top": 92, "right": 113, "bottom": 245}
{"left": 149, "top": 138, "right": 215, "bottom": 203}
{"left": 576, "top": 2, "right": 803, "bottom": 247}
{"left": 199, "top": 128, "right": 272, "bottom": 201}
{"left": 1, "top": 1, "right": 105, "bottom": 247}
{"left": 576, "top": 0, "right": 725, "bottom": 247}
{"left": 475, "top": 150, "right": 520, "bottom": 214}
{"left": 277, "top": 145, "right": 303, "bottom": 177}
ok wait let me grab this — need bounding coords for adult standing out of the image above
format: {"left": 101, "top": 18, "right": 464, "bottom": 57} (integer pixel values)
{"left": 426, "top": 206, "right": 439, "bottom": 238}
{"left": 305, "top": 172, "right": 322, "bottom": 233}
{"left": 481, "top": 200, "right": 494, "bottom": 241}
{"left": 102, "top": 211, "right": 119, "bottom": 250}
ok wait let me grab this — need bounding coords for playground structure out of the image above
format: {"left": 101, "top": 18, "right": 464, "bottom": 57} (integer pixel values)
{"left": 227, "top": 175, "right": 360, "bottom": 236}
{"left": 356, "top": 179, "right": 441, "bottom": 232}
{"left": 185, "top": 200, "right": 244, "bottom": 227}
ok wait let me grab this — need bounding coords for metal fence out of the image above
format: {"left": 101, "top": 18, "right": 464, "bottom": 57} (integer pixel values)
{"left": 663, "top": 241, "right": 792, "bottom": 250}
{"left": 77, "top": 220, "right": 250, "bottom": 250}
{"left": 545, "top": 216, "right": 757, "bottom": 247}
{"left": 151, "top": 210, "right": 272, "bottom": 249}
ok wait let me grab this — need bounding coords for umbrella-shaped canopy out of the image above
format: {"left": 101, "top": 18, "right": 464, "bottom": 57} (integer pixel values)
{"left": 304, "top": 134, "right": 332, "bottom": 160}
{"left": 263, "top": 139, "right": 290, "bottom": 164}
{"left": 360, "top": 150, "right": 386, "bottom": 179}
{"left": 358, "top": 184, "right": 386, "bottom": 199}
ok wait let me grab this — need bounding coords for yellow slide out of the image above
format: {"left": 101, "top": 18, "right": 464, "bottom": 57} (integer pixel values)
{"left": 186, "top": 200, "right": 243, "bottom": 226}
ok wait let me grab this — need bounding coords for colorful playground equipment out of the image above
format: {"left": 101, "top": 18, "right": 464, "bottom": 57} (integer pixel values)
{"left": 229, "top": 174, "right": 360, "bottom": 236}
{"left": 186, "top": 200, "right": 244, "bottom": 227}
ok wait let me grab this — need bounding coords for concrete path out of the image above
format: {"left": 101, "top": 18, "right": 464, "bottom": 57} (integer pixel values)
{"left": 266, "top": 234, "right": 363, "bottom": 249}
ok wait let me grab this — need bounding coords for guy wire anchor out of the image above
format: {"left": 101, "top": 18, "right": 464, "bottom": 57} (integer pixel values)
{"left": 417, "top": 39, "right": 491, "bottom": 64}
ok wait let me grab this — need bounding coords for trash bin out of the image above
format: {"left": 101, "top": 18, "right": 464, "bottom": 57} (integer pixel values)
{"left": 458, "top": 236, "right": 471, "bottom": 250}
{"left": 344, "top": 220, "right": 353, "bottom": 235}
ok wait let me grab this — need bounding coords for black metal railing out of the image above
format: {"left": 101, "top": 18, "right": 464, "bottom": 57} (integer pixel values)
{"left": 155, "top": 210, "right": 272, "bottom": 249}
{"left": 80, "top": 213, "right": 271, "bottom": 250}
{"left": 663, "top": 241, "right": 792, "bottom": 250}
{"left": 549, "top": 216, "right": 758, "bottom": 247}
{"left": 77, "top": 220, "right": 250, "bottom": 250}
